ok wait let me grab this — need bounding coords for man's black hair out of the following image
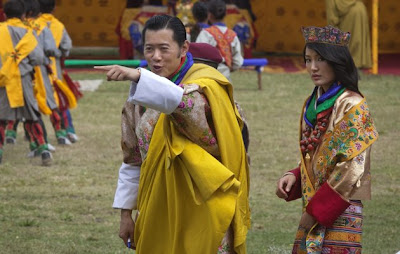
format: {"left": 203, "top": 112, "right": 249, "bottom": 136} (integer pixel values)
{"left": 142, "top": 15, "right": 187, "bottom": 48}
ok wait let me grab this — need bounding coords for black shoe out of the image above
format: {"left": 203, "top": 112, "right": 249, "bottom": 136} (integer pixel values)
{"left": 41, "top": 150, "right": 53, "bottom": 166}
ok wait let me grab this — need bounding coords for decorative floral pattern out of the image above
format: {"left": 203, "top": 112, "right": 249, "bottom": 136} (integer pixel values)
{"left": 200, "top": 129, "right": 217, "bottom": 147}
{"left": 301, "top": 25, "right": 351, "bottom": 46}
{"left": 169, "top": 84, "right": 219, "bottom": 156}
{"left": 129, "top": 84, "right": 220, "bottom": 162}
{"left": 10, "top": 50, "right": 21, "bottom": 61}
{"left": 303, "top": 100, "right": 378, "bottom": 190}
{"left": 135, "top": 108, "right": 160, "bottom": 160}
{"left": 177, "top": 93, "right": 195, "bottom": 113}
{"left": 217, "top": 243, "right": 231, "bottom": 254}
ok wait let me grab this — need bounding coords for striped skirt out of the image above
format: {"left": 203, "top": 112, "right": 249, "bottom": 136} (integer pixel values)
{"left": 293, "top": 200, "right": 363, "bottom": 254}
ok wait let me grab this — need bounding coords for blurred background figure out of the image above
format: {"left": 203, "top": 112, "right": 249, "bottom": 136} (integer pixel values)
{"left": 223, "top": 0, "right": 258, "bottom": 58}
{"left": 189, "top": 1, "right": 209, "bottom": 42}
{"left": 325, "top": 0, "right": 372, "bottom": 69}
{"left": 116, "top": 0, "right": 144, "bottom": 59}
{"left": 196, "top": 0, "right": 243, "bottom": 81}
{"left": 118, "top": 0, "right": 170, "bottom": 59}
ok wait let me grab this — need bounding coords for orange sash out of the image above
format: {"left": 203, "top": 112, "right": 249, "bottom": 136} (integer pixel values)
{"left": 205, "top": 26, "right": 236, "bottom": 68}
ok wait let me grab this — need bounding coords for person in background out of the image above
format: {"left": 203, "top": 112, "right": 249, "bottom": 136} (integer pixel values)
{"left": 325, "top": 0, "right": 372, "bottom": 69}
{"left": 276, "top": 25, "right": 378, "bottom": 253}
{"left": 189, "top": 1, "right": 209, "bottom": 42}
{"left": 95, "top": 14, "right": 250, "bottom": 254}
{"left": 27, "top": 0, "right": 71, "bottom": 148}
{"left": 6, "top": 0, "right": 71, "bottom": 154}
{"left": 196, "top": 0, "right": 243, "bottom": 81}
{"left": 38, "top": 0, "right": 79, "bottom": 143}
{"left": 0, "top": 0, "right": 51, "bottom": 165}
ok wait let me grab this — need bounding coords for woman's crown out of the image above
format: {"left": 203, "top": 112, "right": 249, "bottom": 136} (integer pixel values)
{"left": 301, "top": 25, "right": 351, "bottom": 46}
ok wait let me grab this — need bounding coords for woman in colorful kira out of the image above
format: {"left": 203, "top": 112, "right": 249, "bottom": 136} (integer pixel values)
{"left": 275, "top": 25, "right": 379, "bottom": 254}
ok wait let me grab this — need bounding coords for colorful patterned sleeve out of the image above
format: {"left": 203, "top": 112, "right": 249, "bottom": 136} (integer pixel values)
{"left": 121, "top": 101, "right": 142, "bottom": 166}
{"left": 168, "top": 84, "right": 220, "bottom": 157}
{"left": 327, "top": 147, "right": 371, "bottom": 199}
{"left": 307, "top": 148, "right": 371, "bottom": 227}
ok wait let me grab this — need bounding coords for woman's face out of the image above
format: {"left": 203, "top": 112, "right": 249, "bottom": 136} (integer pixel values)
{"left": 143, "top": 29, "right": 188, "bottom": 78}
{"left": 304, "top": 47, "right": 336, "bottom": 92}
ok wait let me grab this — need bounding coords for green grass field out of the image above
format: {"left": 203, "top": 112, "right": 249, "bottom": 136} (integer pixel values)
{"left": 0, "top": 70, "right": 399, "bottom": 253}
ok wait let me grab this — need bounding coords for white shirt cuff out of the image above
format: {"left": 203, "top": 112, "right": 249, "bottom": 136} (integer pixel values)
{"left": 127, "top": 68, "right": 184, "bottom": 114}
{"left": 112, "top": 163, "right": 141, "bottom": 210}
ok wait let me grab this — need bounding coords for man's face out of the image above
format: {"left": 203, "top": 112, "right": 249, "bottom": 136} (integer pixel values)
{"left": 143, "top": 29, "right": 188, "bottom": 78}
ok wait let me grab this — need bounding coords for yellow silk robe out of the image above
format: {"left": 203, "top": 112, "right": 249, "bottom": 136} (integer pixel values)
{"left": 122, "top": 64, "right": 250, "bottom": 254}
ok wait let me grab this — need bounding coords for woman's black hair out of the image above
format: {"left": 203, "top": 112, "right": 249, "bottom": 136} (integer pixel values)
{"left": 142, "top": 15, "right": 187, "bottom": 47}
{"left": 303, "top": 43, "right": 360, "bottom": 93}
{"left": 192, "top": 1, "right": 208, "bottom": 23}
{"left": 38, "top": 0, "right": 55, "bottom": 14}
{"left": 4, "top": 0, "right": 26, "bottom": 19}
{"left": 207, "top": 0, "right": 226, "bottom": 20}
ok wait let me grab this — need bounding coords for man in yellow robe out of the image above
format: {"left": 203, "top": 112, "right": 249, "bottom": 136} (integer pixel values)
{"left": 96, "top": 15, "right": 250, "bottom": 254}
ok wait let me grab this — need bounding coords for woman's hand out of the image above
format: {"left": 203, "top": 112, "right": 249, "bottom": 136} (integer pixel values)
{"left": 276, "top": 173, "right": 296, "bottom": 199}
{"left": 94, "top": 65, "right": 141, "bottom": 82}
{"left": 119, "top": 209, "right": 136, "bottom": 250}
{"left": 299, "top": 212, "right": 317, "bottom": 231}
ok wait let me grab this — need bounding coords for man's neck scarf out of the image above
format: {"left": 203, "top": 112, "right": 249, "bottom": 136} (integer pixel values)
{"left": 168, "top": 52, "right": 194, "bottom": 85}
{"left": 304, "top": 82, "right": 346, "bottom": 127}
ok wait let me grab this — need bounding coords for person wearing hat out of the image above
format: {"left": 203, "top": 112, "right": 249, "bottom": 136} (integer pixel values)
{"left": 275, "top": 25, "right": 378, "bottom": 253}
{"left": 188, "top": 42, "right": 222, "bottom": 68}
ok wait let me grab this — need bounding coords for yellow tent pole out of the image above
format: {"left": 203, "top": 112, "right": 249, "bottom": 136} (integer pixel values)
{"left": 371, "top": 0, "right": 379, "bottom": 74}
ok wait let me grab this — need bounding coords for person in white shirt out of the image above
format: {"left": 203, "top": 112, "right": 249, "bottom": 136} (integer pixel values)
{"left": 195, "top": 0, "right": 243, "bottom": 81}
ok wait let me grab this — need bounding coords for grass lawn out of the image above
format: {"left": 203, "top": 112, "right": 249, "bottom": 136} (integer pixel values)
{"left": 0, "top": 69, "right": 399, "bottom": 253}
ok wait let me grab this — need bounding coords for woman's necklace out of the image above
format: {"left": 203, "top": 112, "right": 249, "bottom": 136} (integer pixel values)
{"left": 300, "top": 113, "right": 330, "bottom": 154}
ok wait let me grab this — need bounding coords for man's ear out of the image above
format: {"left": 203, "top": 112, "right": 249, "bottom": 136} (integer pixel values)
{"left": 180, "top": 40, "right": 190, "bottom": 58}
